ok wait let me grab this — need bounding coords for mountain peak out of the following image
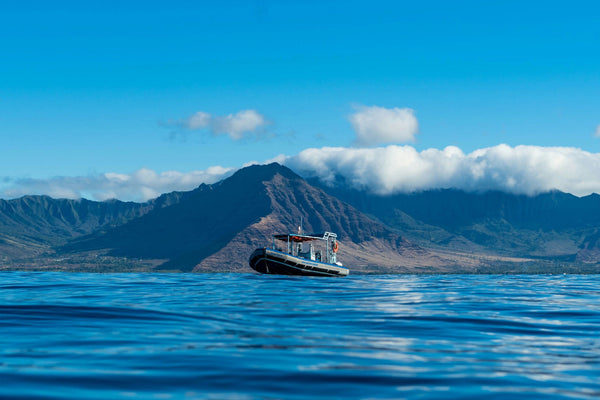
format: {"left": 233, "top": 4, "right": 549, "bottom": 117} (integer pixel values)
{"left": 215, "top": 163, "right": 302, "bottom": 193}
{"left": 226, "top": 163, "right": 300, "bottom": 183}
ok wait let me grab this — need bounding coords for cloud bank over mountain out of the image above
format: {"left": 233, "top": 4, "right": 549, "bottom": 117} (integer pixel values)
{"left": 3, "top": 145, "right": 600, "bottom": 201}
{"left": 285, "top": 144, "right": 600, "bottom": 197}
{"left": 1, "top": 167, "right": 235, "bottom": 202}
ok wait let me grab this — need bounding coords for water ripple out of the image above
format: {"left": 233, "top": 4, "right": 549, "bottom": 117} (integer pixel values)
{"left": 0, "top": 272, "right": 599, "bottom": 399}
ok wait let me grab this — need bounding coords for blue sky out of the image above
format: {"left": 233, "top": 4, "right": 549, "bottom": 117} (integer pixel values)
{"left": 1, "top": 0, "right": 600, "bottom": 200}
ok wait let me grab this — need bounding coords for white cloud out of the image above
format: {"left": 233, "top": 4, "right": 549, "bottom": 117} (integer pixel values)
{"left": 166, "top": 109, "right": 269, "bottom": 140}
{"left": 349, "top": 105, "right": 419, "bottom": 146}
{"left": 595, "top": 124, "right": 600, "bottom": 138}
{"left": 0, "top": 166, "right": 235, "bottom": 202}
{"left": 186, "top": 111, "right": 211, "bottom": 130}
{"left": 212, "top": 110, "right": 268, "bottom": 140}
{"left": 284, "top": 144, "right": 600, "bottom": 197}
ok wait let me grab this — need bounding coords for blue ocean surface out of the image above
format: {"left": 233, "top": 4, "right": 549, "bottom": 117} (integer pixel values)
{"left": 0, "top": 272, "right": 599, "bottom": 399}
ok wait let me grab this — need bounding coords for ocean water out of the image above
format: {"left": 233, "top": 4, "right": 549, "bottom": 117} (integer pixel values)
{"left": 0, "top": 272, "right": 599, "bottom": 400}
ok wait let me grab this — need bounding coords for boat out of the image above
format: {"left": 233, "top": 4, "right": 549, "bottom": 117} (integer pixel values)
{"left": 249, "top": 231, "right": 349, "bottom": 277}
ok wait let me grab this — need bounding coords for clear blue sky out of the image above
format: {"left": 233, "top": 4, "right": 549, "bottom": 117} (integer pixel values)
{"left": 1, "top": 0, "right": 599, "bottom": 184}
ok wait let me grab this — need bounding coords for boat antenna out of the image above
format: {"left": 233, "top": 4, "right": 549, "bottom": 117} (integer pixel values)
{"left": 298, "top": 216, "right": 303, "bottom": 235}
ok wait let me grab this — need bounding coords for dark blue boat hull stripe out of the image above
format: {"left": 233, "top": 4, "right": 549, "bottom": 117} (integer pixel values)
{"left": 252, "top": 256, "right": 337, "bottom": 276}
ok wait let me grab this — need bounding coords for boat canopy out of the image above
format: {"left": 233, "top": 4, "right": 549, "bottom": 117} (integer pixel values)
{"left": 273, "top": 232, "right": 337, "bottom": 243}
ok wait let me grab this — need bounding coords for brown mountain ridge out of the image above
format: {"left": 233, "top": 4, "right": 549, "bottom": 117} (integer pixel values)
{"left": 60, "top": 163, "right": 458, "bottom": 273}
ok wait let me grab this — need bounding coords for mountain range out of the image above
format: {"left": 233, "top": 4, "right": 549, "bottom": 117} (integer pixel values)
{"left": 1, "top": 163, "right": 599, "bottom": 273}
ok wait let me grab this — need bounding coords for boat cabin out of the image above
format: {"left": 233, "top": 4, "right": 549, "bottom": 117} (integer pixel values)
{"left": 272, "top": 232, "right": 339, "bottom": 264}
